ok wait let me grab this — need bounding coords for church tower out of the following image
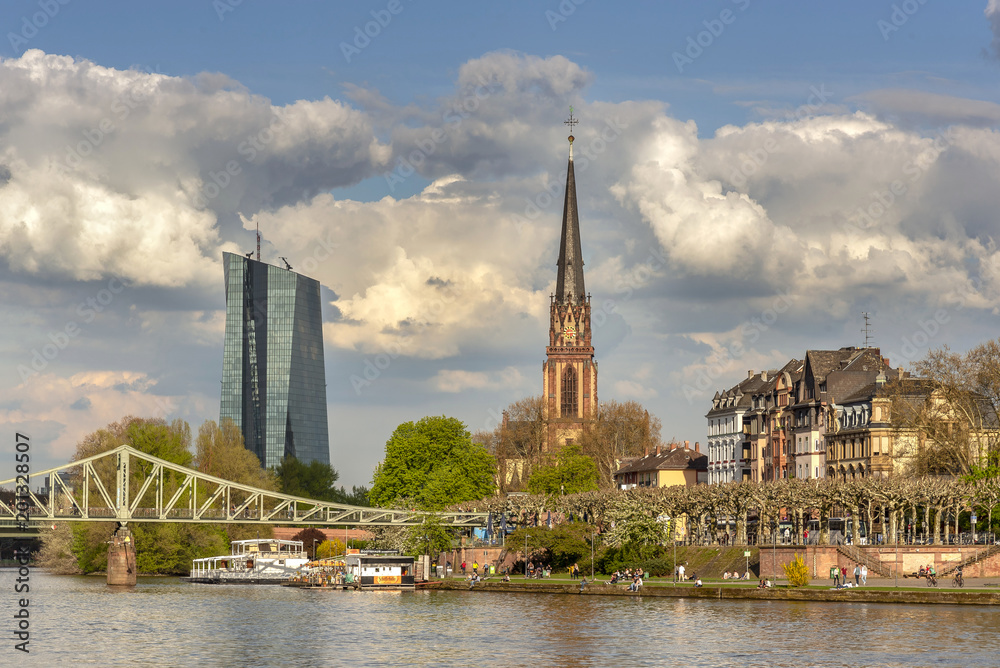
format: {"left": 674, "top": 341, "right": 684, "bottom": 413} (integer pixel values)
{"left": 542, "top": 109, "right": 597, "bottom": 450}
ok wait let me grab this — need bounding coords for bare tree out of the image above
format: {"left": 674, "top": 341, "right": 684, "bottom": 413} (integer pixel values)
{"left": 473, "top": 396, "right": 547, "bottom": 493}
{"left": 578, "top": 400, "right": 663, "bottom": 489}
{"left": 890, "top": 342, "right": 1000, "bottom": 477}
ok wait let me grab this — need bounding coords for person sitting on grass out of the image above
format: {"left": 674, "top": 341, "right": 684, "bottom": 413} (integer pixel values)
{"left": 694, "top": 578, "right": 703, "bottom": 587}
{"left": 742, "top": 571, "right": 750, "bottom": 580}
{"left": 723, "top": 571, "right": 730, "bottom": 580}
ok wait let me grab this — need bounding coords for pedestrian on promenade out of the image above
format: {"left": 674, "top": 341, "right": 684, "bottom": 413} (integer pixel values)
{"left": 854, "top": 564, "right": 860, "bottom": 586}
{"left": 461, "top": 560, "right": 466, "bottom": 575}
{"left": 861, "top": 564, "right": 868, "bottom": 586}
{"left": 833, "top": 568, "right": 840, "bottom": 586}
{"left": 678, "top": 563, "right": 686, "bottom": 581}
{"left": 473, "top": 561, "right": 478, "bottom": 575}
{"left": 841, "top": 566, "right": 847, "bottom": 584}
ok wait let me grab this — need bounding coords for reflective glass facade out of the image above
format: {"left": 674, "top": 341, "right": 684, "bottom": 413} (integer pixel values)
{"left": 220, "top": 252, "right": 330, "bottom": 469}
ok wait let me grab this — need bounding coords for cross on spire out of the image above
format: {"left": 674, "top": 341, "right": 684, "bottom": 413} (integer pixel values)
{"left": 564, "top": 106, "right": 578, "bottom": 134}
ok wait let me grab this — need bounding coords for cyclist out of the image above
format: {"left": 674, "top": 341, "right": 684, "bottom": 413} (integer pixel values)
{"left": 927, "top": 564, "right": 937, "bottom": 587}
{"left": 954, "top": 565, "right": 964, "bottom": 588}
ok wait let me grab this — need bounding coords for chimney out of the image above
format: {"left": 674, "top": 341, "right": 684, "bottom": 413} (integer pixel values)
{"left": 748, "top": 370, "right": 754, "bottom": 379}
{"left": 655, "top": 444, "right": 662, "bottom": 456}
{"left": 694, "top": 441, "right": 700, "bottom": 453}
{"left": 644, "top": 445, "right": 649, "bottom": 457}
{"left": 684, "top": 440, "right": 690, "bottom": 450}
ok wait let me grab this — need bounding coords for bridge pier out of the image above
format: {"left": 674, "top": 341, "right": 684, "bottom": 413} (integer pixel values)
{"left": 107, "top": 524, "right": 136, "bottom": 586}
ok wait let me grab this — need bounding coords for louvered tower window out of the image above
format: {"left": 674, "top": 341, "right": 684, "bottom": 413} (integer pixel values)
{"left": 561, "top": 366, "right": 577, "bottom": 418}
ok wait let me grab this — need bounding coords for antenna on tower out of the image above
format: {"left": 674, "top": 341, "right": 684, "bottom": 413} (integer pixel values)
{"left": 861, "top": 312, "right": 874, "bottom": 348}
{"left": 256, "top": 219, "right": 261, "bottom": 262}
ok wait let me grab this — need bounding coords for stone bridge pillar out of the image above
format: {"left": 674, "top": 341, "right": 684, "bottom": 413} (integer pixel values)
{"left": 107, "top": 523, "right": 136, "bottom": 586}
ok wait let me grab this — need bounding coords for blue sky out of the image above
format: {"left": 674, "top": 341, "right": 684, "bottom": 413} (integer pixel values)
{"left": 2, "top": 0, "right": 1000, "bottom": 487}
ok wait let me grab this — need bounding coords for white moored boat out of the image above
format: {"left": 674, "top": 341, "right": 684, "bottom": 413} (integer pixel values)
{"left": 185, "top": 539, "right": 309, "bottom": 584}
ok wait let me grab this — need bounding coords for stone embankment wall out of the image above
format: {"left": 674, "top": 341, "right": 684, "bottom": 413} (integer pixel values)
{"left": 438, "top": 546, "right": 517, "bottom": 574}
{"left": 429, "top": 579, "right": 1000, "bottom": 605}
{"left": 758, "top": 545, "right": 1000, "bottom": 580}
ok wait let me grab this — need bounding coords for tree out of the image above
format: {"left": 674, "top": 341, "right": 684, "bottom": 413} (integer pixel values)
{"left": 526, "top": 444, "right": 599, "bottom": 495}
{"left": 35, "top": 524, "right": 79, "bottom": 574}
{"left": 890, "top": 341, "right": 1000, "bottom": 477}
{"left": 506, "top": 523, "right": 594, "bottom": 570}
{"left": 473, "top": 396, "right": 547, "bottom": 493}
{"left": 276, "top": 457, "right": 341, "bottom": 501}
{"left": 370, "top": 416, "right": 496, "bottom": 509}
{"left": 316, "top": 538, "right": 346, "bottom": 559}
{"left": 292, "top": 527, "right": 329, "bottom": 558}
{"left": 195, "top": 419, "right": 277, "bottom": 490}
{"left": 404, "top": 514, "right": 454, "bottom": 558}
{"left": 195, "top": 419, "right": 280, "bottom": 542}
{"left": 40, "top": 416, "right": 277, "bottom": 575}
{"left": 578, "top": 400, "right": 663, "bottom": 488}
{"left": 332, "top": 485, "right": 371, "bottom": 506}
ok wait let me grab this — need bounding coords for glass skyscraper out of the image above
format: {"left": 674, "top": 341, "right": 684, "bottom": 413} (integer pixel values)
{"left": 220, "top": 252, "right": 330, "bottom": 469}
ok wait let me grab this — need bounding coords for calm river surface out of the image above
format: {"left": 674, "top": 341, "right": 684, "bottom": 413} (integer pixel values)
{"left": 2, "top": 571, "right": 999, "bottom": 667}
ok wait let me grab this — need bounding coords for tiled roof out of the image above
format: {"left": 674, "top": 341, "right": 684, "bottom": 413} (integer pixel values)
{"left": 613, "top": 447, "right": 708, "bottom": 475}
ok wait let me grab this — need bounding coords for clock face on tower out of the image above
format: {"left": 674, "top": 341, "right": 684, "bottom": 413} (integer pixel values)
{"left": 562, "top": 324, "right": 577, "bottom": 341}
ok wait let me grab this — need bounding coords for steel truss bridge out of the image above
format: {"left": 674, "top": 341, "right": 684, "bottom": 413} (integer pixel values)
{"left": 0, "top": 445, "right": 487, "bottom": 531}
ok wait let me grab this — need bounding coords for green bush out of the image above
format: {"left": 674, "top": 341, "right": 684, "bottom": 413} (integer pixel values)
{"left": 595, "top": 543, "right": 672, "bottom": 575}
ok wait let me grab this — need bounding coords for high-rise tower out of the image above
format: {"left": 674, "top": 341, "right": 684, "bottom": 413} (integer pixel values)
{"left": 220, "top": 252, "right": 330, "bottom": 469}
{"left": 542, "top": 110, "right": 598, "bottom": 450}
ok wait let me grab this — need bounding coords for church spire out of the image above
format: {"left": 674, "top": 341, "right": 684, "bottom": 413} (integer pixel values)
{"left": 555, "top": 107, "right": 585, "bottom": 304}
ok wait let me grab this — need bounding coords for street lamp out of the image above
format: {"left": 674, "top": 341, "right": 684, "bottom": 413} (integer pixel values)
{"left": 313, "top": 538, "right": 318, "bottom": 560}
{"left": 590, "top": 530, "right": 596, "bottom": 581}
{"left": 771, "top": 519, "right": 777, "bottom": 582}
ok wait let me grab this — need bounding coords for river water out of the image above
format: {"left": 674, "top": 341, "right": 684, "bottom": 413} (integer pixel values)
{"left": 2, "top": 572, "right": 998, "bottom": 667}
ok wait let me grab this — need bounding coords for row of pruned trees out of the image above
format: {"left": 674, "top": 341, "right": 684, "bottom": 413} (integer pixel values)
{"left": 451, "top": 475, "right": 1000, "bottom": 547}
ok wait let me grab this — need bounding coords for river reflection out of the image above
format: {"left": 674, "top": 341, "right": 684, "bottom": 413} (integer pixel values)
{"left": 7, "top": 572, "right": 999, "bottom": 667}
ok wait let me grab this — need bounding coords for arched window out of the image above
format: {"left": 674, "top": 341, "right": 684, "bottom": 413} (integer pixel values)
{"left": 561, "top": 365, "right": 578, "bottom": 418}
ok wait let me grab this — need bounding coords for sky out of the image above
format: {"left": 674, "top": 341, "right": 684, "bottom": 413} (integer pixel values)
{"left": 3, "top": 0, "right": 1000, "bottom": 488}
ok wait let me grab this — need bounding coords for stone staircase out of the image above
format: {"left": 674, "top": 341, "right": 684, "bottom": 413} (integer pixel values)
{"left": 836, "top": 543, "right": 892, "bottom": 578}
{"left": 939, "top": 544, "right": 1000, "bottom": 576}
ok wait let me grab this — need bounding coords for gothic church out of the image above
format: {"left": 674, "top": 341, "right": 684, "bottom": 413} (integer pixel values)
{"left": 542, "top": 112, "right": 598, "bottom": 450}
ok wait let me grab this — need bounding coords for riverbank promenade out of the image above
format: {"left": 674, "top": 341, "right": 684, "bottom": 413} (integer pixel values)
{"left": 429, "top": 574, "right": 1000, "bottom": 605}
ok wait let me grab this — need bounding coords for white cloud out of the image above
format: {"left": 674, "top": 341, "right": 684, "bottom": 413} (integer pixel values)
{"left": 6, "top": 48, "right": 1000, "bottom": 483}
{"left": 0, "top": 50, "right": 389, "bottom": 289}
{"left": 613, "top": 379, "right": 658, "bottom": 400}
{"left": 429, "top": 366, "right": 524, "bottom": 393}
{"left": 986, "top": 0, "right": 1000, "bottom": 58}
{"left": 0, "top": 371, "right": 182, "bottom": 464}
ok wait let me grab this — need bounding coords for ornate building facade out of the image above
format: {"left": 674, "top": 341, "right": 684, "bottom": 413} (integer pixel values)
{"left": 542, "top": 118, "right": 597, "bottom": 450}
